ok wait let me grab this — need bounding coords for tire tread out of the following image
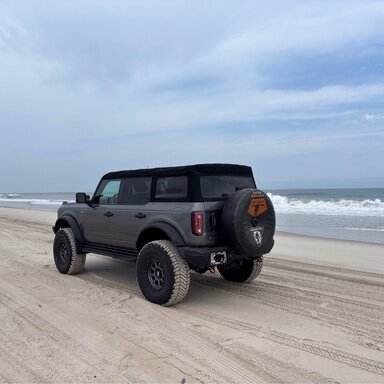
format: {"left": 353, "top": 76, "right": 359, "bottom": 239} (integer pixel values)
{"left": 245, "top": 257, "right": 263, "bottom": 283}
{"left": 59, "top": 228, "right": 86, "bottom": 275}
{"left": 137, "top": 240, "right": 190, "bottom": 306}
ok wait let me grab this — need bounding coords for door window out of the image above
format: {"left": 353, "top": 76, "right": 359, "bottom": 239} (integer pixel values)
{"left": 94, "top": 179, "right": 121, "bottom": 204}
{"left": 123, "top": 177, "right": 151, "bottom": 204}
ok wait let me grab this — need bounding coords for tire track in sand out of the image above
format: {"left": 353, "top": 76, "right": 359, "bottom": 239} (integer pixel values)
{"left": 67, "top": 271, "right": 384, "bottom": 378}
{"left": 0, "top": 339, "right": 42, "bottom": 383}
{"left": 0, "top": 287, "right": 133, "bottom": 384}
{"left": 176, "top": 306, "right": 384, "bottom": 376}
{"left": 0, "top": 253, "right": 248, "bottom": 383}
{"left": 80, "top": 274, "right": 261, "bottom": 384}
{"left": 192, "top": 274, "right": 384, "bottom": 345}
{"left": 265, "top": 258, "right": 384, "bottom": 289}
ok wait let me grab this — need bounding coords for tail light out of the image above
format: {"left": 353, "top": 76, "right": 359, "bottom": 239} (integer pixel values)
{"left": 192, "top": 211, "right": 203, "bottom": 236}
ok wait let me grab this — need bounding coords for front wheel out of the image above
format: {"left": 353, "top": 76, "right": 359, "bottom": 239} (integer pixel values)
{"left": 53, "top": 228, "right": 86, "bottom": 274}
{"left": 217, "top": 256, "right": 263, "bottom": 283}
{"left": 136, "top": 240, "right": 190, "bottom": 306}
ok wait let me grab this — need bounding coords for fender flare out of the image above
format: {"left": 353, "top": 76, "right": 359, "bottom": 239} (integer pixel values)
{"left": 137, "top": 221, "right": 186, "bottom": 249}
{"left": 53, "top": 215, "right": 85, "bottom": 253}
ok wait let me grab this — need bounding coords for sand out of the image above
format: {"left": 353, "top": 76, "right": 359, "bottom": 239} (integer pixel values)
{"left": 0, "top": 206, "right": 383, "bottom": 383}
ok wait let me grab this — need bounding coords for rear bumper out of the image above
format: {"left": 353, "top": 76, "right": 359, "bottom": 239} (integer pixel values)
{"left": 178, "top": 246, "right": 230, "bottom": 268}
{"left": 178, "top": 238, "right": 274, "bottom": 269}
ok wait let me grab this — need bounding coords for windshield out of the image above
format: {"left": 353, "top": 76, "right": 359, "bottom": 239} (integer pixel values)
{"left": 200, "top": 175, "right": 255, "bottom": 199}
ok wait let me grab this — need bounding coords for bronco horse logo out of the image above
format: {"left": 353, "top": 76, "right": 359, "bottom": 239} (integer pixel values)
{"left": 252, "top": 227, "right": 264, "bottom": 247}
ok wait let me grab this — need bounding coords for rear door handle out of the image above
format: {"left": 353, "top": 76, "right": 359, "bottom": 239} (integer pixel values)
{"left": 104, "top": 211, "right": 114, "bottom": 217}
{"left": 135, "top": 213, "right": 146, "bottom": 219}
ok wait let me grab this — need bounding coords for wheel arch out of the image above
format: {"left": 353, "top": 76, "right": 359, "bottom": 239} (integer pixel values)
{"left": 136, "top": 222, "right": 186, "bottom": 251}
{"left": 53, "top": 215, "right": 85, "bottom": 253}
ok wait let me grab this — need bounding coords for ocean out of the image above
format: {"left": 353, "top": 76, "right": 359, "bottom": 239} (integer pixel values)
{"left": 0, "top": 189, "right": 383, "bottom": 244}
{"left": 266, "top": 188, "right": 384, "bottom": 244}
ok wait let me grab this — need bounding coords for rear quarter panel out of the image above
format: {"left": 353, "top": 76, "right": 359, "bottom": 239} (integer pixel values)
{"left": 148, "top": 202, "right": 218, "bottom": 246}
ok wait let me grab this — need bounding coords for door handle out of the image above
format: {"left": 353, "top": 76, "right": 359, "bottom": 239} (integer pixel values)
{"left": 134, "top": 213, "right": 146, "bottom": 219}
{"left": 104, "top": 211, "right": 114, "bottom": 217}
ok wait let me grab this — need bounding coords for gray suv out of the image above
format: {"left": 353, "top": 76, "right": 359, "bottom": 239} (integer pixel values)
{"left": 53, "top": 164, "right": 275, "bottom": 306}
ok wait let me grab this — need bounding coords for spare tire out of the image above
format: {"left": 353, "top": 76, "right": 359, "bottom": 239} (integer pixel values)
{"left": 221, "top": 189, "right": 275, "bottom": 256}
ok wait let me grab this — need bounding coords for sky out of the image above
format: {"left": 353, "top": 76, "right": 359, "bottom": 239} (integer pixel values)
{"left": 0, "top": 0, "right": 383, "bottom": 192}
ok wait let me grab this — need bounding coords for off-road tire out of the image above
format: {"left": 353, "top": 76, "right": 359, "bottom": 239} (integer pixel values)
{"left": 217, "top": 256, "right": 263, "bottom": 283}
{"left": 221, "top": 188, "right": 275, "bottom": 256}
{"left": 53, "top": 228, "right": 86, "bottom": 275}
{"left": 136, "top": 240, "right": 190, "bottom": 306}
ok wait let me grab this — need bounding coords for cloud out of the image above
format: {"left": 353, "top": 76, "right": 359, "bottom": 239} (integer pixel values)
{"left": 365, "top": 113, "right": 384, "bottom": 121}
{"left": 2, "top": 1, "right": 384, "bottom": 88}
{"left": 0, "top": 0, "right": 383, "bottom": 190}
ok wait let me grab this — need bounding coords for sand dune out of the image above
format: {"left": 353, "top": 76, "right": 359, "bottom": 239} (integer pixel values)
{"left": 0, "top": 207, "right": 383, "bottom": 383}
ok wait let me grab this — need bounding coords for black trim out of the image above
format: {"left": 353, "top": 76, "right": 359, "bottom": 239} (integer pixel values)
{"left": 137, "top": 222, "right": 186, "bottom": 248}
{"left": 53, "top": 215, "right": 85, "bottom": 254}
{"left": 178, "top": 246, "right": 230, "bottom": 268}
{"left": 82, "top": 243, "right": 138, "bottom": 261}
{"left": 103, "top": 163, "right": 252, "bottom": 179}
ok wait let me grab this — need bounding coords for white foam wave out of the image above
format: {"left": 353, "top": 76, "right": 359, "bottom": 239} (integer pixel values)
{"left": 0, "top": 193, "right": 21, "bottom": 198}
{"left": 268, "top": 193, "right": 384, "bottom": 217}
{"left": 31, "top": 199, "right": 73, "bottom": 206}
{"left": 0, "top": 198, "right": 74, "bottom": 206}
{"left": 342, "top": 227, "right": 384, "bottom": 232}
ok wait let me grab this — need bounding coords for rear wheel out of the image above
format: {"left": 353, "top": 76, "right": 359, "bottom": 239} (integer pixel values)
{"left": 136, "top": 240, "right": 190, "bottom": 306}
{"left": 53, "top": 228, "right": 86, "bottom": 274}
{"left": 217, "top": 257, "right": 263, "bottom": 283}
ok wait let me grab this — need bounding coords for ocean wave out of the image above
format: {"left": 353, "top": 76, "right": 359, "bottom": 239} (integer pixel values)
{"left": 268, "top": 193, "right": 384, "bottom": 217}
{"left": 0, "top": 197, "right": 73, "bottom": 206}
{"left": 0, "top": 193, "right": 21, "bottom": 198}
{"left": 342, "top": 227, "right": 384, "bottom": 232}
{"left": 31, "top": 199, "right": 74, "bottom": 206}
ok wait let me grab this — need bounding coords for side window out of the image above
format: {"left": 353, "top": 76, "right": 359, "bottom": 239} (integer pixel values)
{"left": 123, "top": 177, "right": 151, "bottom": 205}
{"left": 200, "top": 175, "right": 255, "bottom": 199}
{"left": 94, "top": 179, "right": 121, "bottom": 205}
{"left": 155, "top": 176, "right": 188, "bottom": 200}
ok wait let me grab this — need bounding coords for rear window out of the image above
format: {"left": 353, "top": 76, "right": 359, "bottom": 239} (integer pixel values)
{"left": 200, "top": 175, "right": 255, "bottom": 199}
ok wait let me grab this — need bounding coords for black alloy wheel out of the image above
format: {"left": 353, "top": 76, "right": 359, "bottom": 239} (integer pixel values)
{"left": 136, "top": 240, "right": 190, "bottom": 306}
{"left": 53, "top": 228, "right": 86, "bottom": 275}
{"left": 147, "top": 258, "right": 166, "bottom": 291}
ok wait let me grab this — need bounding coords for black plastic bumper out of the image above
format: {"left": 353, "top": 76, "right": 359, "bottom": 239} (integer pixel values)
{"left": 178, "top": 246, "right": 230, "bottom": 268}
{"left": 178, "top": 239, "right": 274, "bottom": 269}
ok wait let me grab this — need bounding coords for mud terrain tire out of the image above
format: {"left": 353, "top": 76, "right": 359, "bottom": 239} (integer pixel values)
{"left": 218, "top": 257, "right": 263, "bottom": 283}
{"left": 222, "top": 188, "right": 275, "bottom": 256}
{"left": 53, "top": 228, "right": 86, "bottom": 274}
{"left": 136, "top": 240, "right": 190, "bottom": 306}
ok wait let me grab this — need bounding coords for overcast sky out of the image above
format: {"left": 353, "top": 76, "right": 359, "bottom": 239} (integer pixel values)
{"left": 1, "top": 1, "right": 383, "bottom": 192}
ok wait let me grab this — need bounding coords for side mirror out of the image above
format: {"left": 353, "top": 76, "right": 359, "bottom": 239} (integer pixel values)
{"left": 76, "top": 193, "right": 88, "bottom": 204}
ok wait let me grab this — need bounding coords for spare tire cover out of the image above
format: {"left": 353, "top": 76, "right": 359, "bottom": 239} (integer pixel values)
{"left": 221, "top": 189, "right": 275, "bottom": 256}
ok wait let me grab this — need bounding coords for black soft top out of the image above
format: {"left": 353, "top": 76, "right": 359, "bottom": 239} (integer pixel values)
{"left": 103, "top": 163, "right": 253, "bottom": 179}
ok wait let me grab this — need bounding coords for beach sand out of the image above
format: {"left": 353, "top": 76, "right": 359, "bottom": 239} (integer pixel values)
{"left": 0, "top": 206, "right": 383, "bottom": 383}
